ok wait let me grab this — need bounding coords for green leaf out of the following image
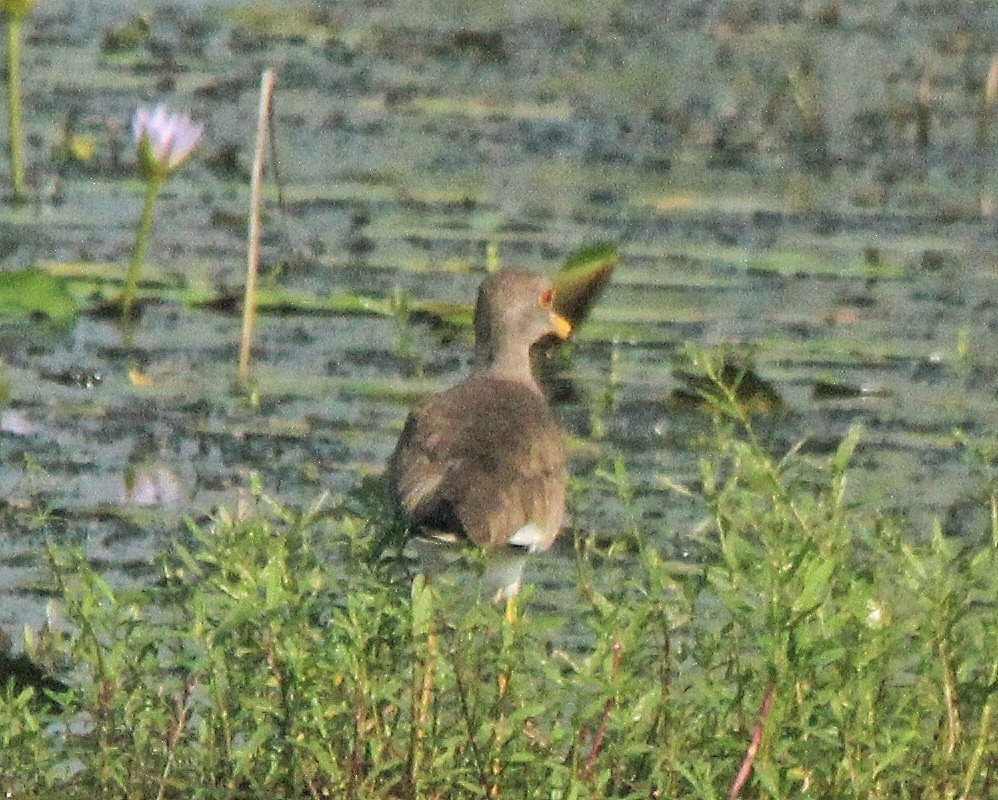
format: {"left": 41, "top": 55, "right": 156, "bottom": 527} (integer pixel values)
{"left": 411, "top": 573, "right": 434, "bottom": 639}
{"left": 832, "top": 425, "right": 863, "bottom": 473}
{"left": 231, "top": 723, "right": 273, "bottom": 777}
{"left": 554, "top": 241, "right": 618, "bottom": 327}
{"left": 0, "top": 268, "right": 77, "bottom": 322}
{"left": 792, "top": 558, "right": 835, "bottom": 617}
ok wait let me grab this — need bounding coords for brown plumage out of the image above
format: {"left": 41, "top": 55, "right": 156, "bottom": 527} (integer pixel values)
{"left": 386, "top": 270, "right": 572, "bottom": 552}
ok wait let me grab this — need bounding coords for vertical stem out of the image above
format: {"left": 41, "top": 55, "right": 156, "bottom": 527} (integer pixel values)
{"left": 450, "top": 647, "right": 491, "bottom": 793}
{"left": 726, "top": 684, "right": 775, "bottom": 800}
{"left": 237, "top": 68, "right": 276, "bottom": 386}
{"left": 957, "top": 657, "right": 996, "bottom": 800}
{"left": 582, "top": 637, "right": 622, "bottom": 780}
{"left": 915, "top": 75, "right": 932, "bottom": 152}
{"left": 977, "top": 56, "right": 997, "bottom": 217}
{"left": 122, "top": 178, "right": 161, "bottom": 321}
{"left": 488, "top": 598, "right": 519, "bottom": 799}
{"left": 347, "top": 679, "right": 366, "bottom": 799}
{"left": 155, "top": 675, "right": 197, "bottom": 800}
{"left": 407, "top": 576, "right": 436, "bottom": 800}
{"left": 977, "top": 57, "right": 996, "bottom": 147}
{"left": 6, "top": 16, "right": 26, "bottom": 201}
{"left": 939, "top": 640, "right": 960, "bottom": 755}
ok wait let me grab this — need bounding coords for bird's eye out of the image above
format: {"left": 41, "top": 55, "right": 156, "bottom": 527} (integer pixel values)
{"left": 538, "top": 288, "right": 555, "bottom": 309}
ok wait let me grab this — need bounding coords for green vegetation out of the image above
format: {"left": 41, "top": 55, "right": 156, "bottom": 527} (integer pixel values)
{"left": 2, "top": 0, "right": 36, "bottom": 202}
{"left": 2, "top": 351, "right": 995, "bottom": 799}
{"left": 0, "top": 267, "right": 77, "bottom": 322}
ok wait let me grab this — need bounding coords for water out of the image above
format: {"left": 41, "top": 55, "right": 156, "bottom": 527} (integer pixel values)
{"left": 1, "top": 0, "right": 995, "bottom": 636}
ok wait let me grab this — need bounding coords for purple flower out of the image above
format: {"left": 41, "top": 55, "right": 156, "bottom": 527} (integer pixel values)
{"left": 120, "top": 105, "right": 204, "bottom": 321}
{"left": 132, "top": 105, "right": 204, "bottom": 180}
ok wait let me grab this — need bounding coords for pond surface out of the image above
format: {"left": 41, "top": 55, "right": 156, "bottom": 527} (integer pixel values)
{"left": 1, "top": 1, "right": 996, "bottom": 635}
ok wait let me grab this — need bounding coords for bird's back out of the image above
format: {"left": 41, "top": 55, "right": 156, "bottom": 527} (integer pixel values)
{"left": 386, "top": 375, "right": 566, "bottom": 550}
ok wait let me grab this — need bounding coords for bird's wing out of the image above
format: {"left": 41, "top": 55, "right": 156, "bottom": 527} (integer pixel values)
{"left": 385, "top": 378, "right": 565, "bottom": 548}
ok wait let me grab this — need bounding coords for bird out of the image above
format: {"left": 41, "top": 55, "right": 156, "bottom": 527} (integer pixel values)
{"left": 385, "top": 269, "right": 572, "bottom": 599}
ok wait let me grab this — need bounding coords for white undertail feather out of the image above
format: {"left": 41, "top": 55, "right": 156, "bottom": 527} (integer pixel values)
{"left": 507, "top": 522, "right": 546, "bottom": 552}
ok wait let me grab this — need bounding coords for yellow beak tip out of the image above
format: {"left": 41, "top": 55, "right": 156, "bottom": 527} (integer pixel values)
{"left": 551, "top": 313, "right": 573, "bottom": 340}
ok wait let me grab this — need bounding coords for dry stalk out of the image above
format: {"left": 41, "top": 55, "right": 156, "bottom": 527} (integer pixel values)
{"left": 237, "top": 68, "right": 276, "bottom": 385}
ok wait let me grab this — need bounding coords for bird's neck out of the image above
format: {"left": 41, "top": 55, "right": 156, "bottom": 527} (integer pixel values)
{"left": 472, "top": 338, "right": 538, "bottom": 389}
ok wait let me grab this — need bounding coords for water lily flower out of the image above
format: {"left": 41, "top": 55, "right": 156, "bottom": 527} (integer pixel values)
{"left": 133, "top": 104, "right": 204, "bottom": 182}
{"left": 119, "top": 104, "right": 203, "bottom": 322}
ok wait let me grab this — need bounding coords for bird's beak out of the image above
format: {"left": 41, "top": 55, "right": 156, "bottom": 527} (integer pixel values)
{"left": 549, "top": 311, "right": 572, "bottom": 340}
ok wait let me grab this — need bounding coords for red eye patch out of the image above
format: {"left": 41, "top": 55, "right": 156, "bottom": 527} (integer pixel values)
{"left": 538, "top": 287, "right": 555, "bottom": 309}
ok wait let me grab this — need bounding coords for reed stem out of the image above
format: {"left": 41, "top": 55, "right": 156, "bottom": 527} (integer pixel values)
{"left": 237, "top": 68, "right": 276, "bottom": 385}
{"left": 6, "top": 15, "right": 26, "bottom": 201}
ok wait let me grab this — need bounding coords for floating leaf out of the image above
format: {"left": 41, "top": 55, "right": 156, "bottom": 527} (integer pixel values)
{"left": 812, "top": 378, "right": 864, "bottom": 399}
{"left": 409, "top": 299, "right": 471, "bottom": 328}
{"left": 99, "top": 15, "right": 150, "bottom": 55}
{"left": 813, "top": 378, "right": 892, "bottom": 400}
{"left": 0, "top": 268, "right": 77, "bottom": 322}
{"left": 191, "top": 289, "right": 390, "bottom": 317}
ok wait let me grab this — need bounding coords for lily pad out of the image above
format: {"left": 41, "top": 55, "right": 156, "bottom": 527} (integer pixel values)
{"left": 190, "top": 289, "right": 390, "bottom": 317}
{"left": 0, "top": 268, "right": 77, "bottom": 323}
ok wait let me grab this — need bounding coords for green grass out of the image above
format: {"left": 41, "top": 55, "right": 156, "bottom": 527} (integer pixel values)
{"left": 2, "top": 350, "right": 995, "bottom": 800}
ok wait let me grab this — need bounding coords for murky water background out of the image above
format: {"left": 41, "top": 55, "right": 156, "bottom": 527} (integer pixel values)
{"left": 1, "top": 1, "right": 996, "bottom": 635}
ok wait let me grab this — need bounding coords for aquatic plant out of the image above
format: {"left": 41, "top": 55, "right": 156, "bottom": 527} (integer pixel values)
{"left": 121, "top": 105, "right": 203, "bottom": 321}
{"left": 2, "top": 353, "right": 994, "bottom": 799}
{"left": 2, "top": 0, "right": 36, "bottom": 202}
